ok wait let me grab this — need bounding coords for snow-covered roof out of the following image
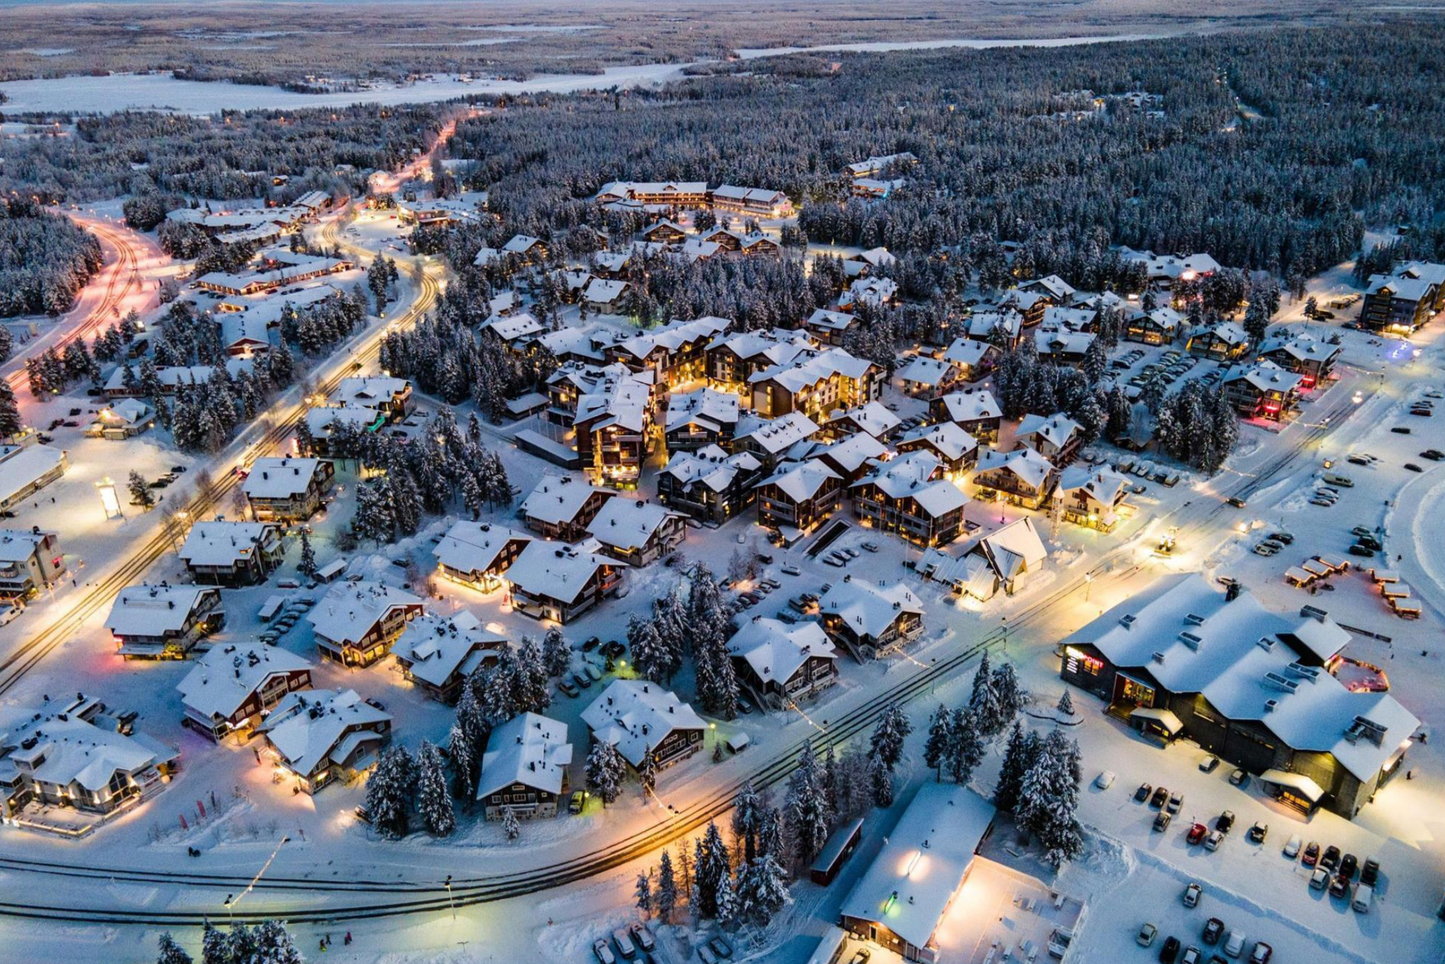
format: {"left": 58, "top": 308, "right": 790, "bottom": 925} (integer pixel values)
{"left": 806, "top": 308, "right": 857, "bottom": 332}
{"left": 897, "top": 355, "right": 956, "bottom": 386}
{"left": 106, "top": 585, "right": 217, "bottom": 637}
{"left": 177, "top": 521, "right": 277, "bottom": 568}
{"left": 505, "top": 542, "right": 620, "bottom": 605}
{"left": 666, "top": 387, "right": 739, "bottom": 434}
{"left": 615, "top": 316, "right": 729, "bottom": 362}
{"left": 1365, "top": 272, "right": 1434, "bottom": 301}
{"left": 575, "top": 371, "right": 652, "bottom": 433}
{"left": 1223, "top": 361, "right": 1304, "bottom": 395}
{"left": 749, "top": 347, "right": 876, "bottom": 392}
{"left": 757, "top": 459, "right": 842, "bottom": 503}
{"left": 727, "top": 617, "right": 836, "bottom": 686}
{"left": 708, "top": 327, "right": 812, "bottom": 364}
{"left": 0, "top": 528, "right": 54, "bottom": 565}
{"left": 392, "top": 610, "right": 507, "bottom": 689}
{"left": 242, "top": 457, "right": 329, "bottom": 500}
{"left": 825, "top": 401, "right": 900, "bottom": 439}
{"left": 502, "top": 234, "right": 544, "bottom": 255}
{"left": 736, "top": 411, "right": 820, "bottom": 454}
{"left": 966, "top": 308, "right": 1021, "bottom": 339}
{"left": 334, "top": 375, "right": 408, "bottom": 408}
{"left": 660, "top": 445, "right": 761, "bottom": 492}
{"left": 434, "top": 521, "right": 532, "bottom": 577}
{"left": 679, "top": 239, "right": 722, "bottom": 262}
{"left": 1057, "top": 465, "right": 1129, "bottom": 507}
{"left": 1119, "top": 248, "right": 1221, "bottom": 281}
{"left": 97, "top": 397, "right": 152, "bottom": 426}
{"left": 977, "top": 447, "right": 1055, "bottom": 489}
{"left": 259, "top": 689, "right": 390, "bottom": 776}
{"left": 936, "top": 390, "right": 1001, "bottom": 424}
{"left": 103, "top": 360, "right": 254, "bottom": 394}
{"left": 306, "top": 581, "right": 421, "bottom": 645}
{"left": 857, "top": 246, "right": 897, "bottom": 268}
{"left": 480, "top": 311, "right": 544, "bottom": 343}
{"left": 712, "top": 184, "right": 787, "bottom": 204}
{"left": 1035, "top": 327, "right": 1096, "bottom": 358}
{"left": 852, "top": 452, "right": 967, "bottom": 518}
{"left": 1020, "top": 274, "right": 1077, "bottom": 301}
{"left": 942, "top": 338, "right": 995, "bottom": 368}
{"left": 582, "top": 680, "right": 706, "bottom": 767}
{"left": 178, "top": 644, "right": 313, "bottom": 721}
{"left": 1206, "top": 321, "right": 1250, "bottom": 346}
{"left": 1016, "top": 412, "right": 1081, "bottom": 452}
{"left": 812, "top": 432, "right": 888, "bottom": 475}
{"left": 846, "top": 276, "right": 898, "bottom": 306}
{"left": 583, "top": 277, "right": 629, "bottom": 305}
{"left": 477, "top": 712, "right": 573, "bottom": 800}
{"left": 586, "top": 499, "right": 682, "bottom": 552}
{"left": 968, "top": 517, "right": 1049, "bottom": 581}
{"left": 472, "top": 246, "right": 500, "bottom": 267}
{"left": 1066, "top": 573, "right": 1417, "bottom": 781}
{"left": 840, "top": 783, "right": 995, "bottom": 951}
{"left": 1258, "top": 333, "right": 1340, "bottom": 366}
{"left": 521, "top": 474, "right": 617, "bottom": 526}
{"left": 0, "top": 445, "right": 66, "bottom": 506}
{"left": 2, "top": 706, "right": 176, "bottom": 794}
{"left": 896, "top": 421, "right": 979, "bottom": 462}
{"left": 819, "top": 579, "right": 923, "bottom": 638}
{"left": 1144, "top": 306, "right": 1184, "bottom": 330}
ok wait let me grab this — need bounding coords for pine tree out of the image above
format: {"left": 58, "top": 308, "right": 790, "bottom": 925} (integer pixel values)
{"left": 948, "top": 707, "right": 985, "bottom": 785}
{"left": 758, "top": 806, "right": 785, "bottom": 862}
{"left": 365, "top": 744, "right": 415, "bottom": 839}
{"left": 628, "top": 613, "right": 671, "bottom": 684}
{"left": 513, "top": 636, "right": 552, "bottom": 714}
{"left": 252, "top": 919, "right": 303, "bottom": 964}
{"left": 994, "top": 723, "right": 1041, "bottom": 814}
{"left": 503, "top": 806, "right": 521, "bottom": 841}
{"left": 585, "top": 740, "right": 625, "bottom": 807}
{"left": 297, "top": 530, "right": 317, "bottom": 578}
{"left": 129, "top": 470, "right": 156, "bottom": 511}
{"left": 731, "top": 781, "right": 764, "bottom": 862}
{"left": 156, "top": 932, "right": 194, "bottom": 964}
{"left": 990, "top": 661, "right": 1025, "bottom": 733}
{"left": 656, "top": 850, "right": 678, "bottom": 923}
{"left": 416, "top": 740, "right": 455, "bottom": 837}
{"left": 200, "top": 922, "right": 228, "bottom": 964}
{"left": 639, "top": 745, "right": 658, "bottom": 798}
{"left": 636, "top": 869, "right": 653, "bottom": 917}
{"left": 715, "top": 866, "right": 741, "bottom": 928}
{"left": 1057, "top": 689, "right": 1075, "bottom": 718}
{"left": 0, "top": 379, "right": 22, "bottom": 439}
{"left": 869, "top": 753, "right": 895, "bottom": 808}
{"left": 694, "top": 821, "right": 732, "bottom": 919}
{"left": 870, "top": 702, "right": 912, "bottom": 770}
{"left": 923, "top": 704, "right": 952, "bottom": 781}
{"left": 969, "top": 650, "right": 1004, "bottom": 737}
{"left": 736, "top": 851, "right": 792, "bottom": 927}
{"left": 785, "top": 743, "right": 831, "bottom": 867}
{"left": 541, "top": 627, "right": 571, "bottom": 677}
{"left": 1018, "top": 729, "right": 1085, "bottom": 868}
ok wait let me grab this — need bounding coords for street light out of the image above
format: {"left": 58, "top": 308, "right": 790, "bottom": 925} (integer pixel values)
{"left": 445, "top": 874, "right": 456, "bottom": 920}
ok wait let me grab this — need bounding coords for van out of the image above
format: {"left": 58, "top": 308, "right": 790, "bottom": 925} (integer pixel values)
{"left": 1352, "top": 883, "right": 1373, "bottom": 913}
{"left": 1322, "top": 473, "right": 1354, "bottom": 487}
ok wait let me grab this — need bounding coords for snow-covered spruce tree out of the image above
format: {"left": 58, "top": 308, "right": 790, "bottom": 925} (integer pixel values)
{"left": 639, "top": 745, "right": 658, "bottom": 798}
{"left": 949, "top": 707, "right": 985, "bottom": 785}
{"left": 200, "top": 921, "right": 228, "bottom": 964}
{"left": 585, "top": 740, "right": 625, "bottom": 807}
{"left": 694, "top": 821, "right": 732, "bottom": 919}
{"left": 656, "top": 849, "right": 678, "bottom": 923}
{"left": 416, "top": 739, "right": 455, "bottom": 837}
{"left": 129, "top": 470, "right": 156, "bottom": 511}
{"left": 969, "top": 650, "right": 1004, "bottom": 736}
{"left": 785, "top": 743, "right": 831, "bottom": 868}
{"left": 731, "top": 780, "right": 765, "bottom": 862}
{"left": 451, "top": 679, "right": 489, "bottom": 799}
{"left": 541, "top": 627, "right": 571, "bottom": 678}
{"left": 155, "top": 932, "right": 193, "bottom": 964}
{"left": 702, "top": 636, "right": 741, "bottom": 719}
{"left": 869, "top": 702, "right": 912, "bottom": 770}
{"left": 923, "top": 704, "right": 952, "bottom": 781}
{"left": 365, "top": 744, "right": 416, "bottom": 839}
{"left": 653, "top": 585, "right": 690, "bottom": 669}
{"left": 715, "top": 866, "right": 741, "bottom": 929}
{"left": 503, "top": 806, "right": 521, "bottom": 841}
{"left": 297, "top": 530, "right": 317, "bottom": 579}
{"left": 0, "top": 379, "right": 21, "bottom": 440}
{"left": 990, "top": 661, "right": 1026, "bottom": 733}
{"left": 737, "top": 849, "right": 793, "bottom": 928}
{"left": 636, "top": 869, "right": 653, "bottom": 917}
{"left": 1056, "top": 689, "right": 1075, "bottom": 718}
{"left": 480, "top": 652, "right": 521, "bottom": 724}
{"left": 513, "top": 636, "right": 552, "bottom": 714}
{"left": 758, "top": 806, "right": 785, "bottom": 862}
{"left": 994, "top": 722, "right": 1039, "bottom": 814}
{"left": 350, "top": 477, "right": 396, "bottom": 545}
{"left": 1018, "top": 729, "right": 1085, "bottom": 868}
{"left": 251, "top": 919, "right": 304, "bottom": 964}
{"left": 628, "top": 613, "right": 671, "bottom": 684}
{"left": 869, "top": 754, "right": 895, "bottom": 808}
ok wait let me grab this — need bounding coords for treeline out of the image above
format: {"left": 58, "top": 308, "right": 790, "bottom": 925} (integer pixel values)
{"left": 444, "top": 22, "right": 1445, "bottom": 285}
{"left": 1, "top": 104, "right": 447, "bottom": 204}
{"left": 0, "top": 197, "right": 103, "bottom": 317}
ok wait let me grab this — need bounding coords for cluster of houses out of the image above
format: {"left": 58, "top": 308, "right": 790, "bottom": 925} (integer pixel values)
{"left": 1359, "top": 260, "right": 1445, "bottom": 335}
{"left": 302, "top": 375, "right": 417, "bottom": 456}
{"left": 593, "top": 181, "right": 794, "bottom": 219}
{"left": 166, "top": 191, "right": 331, "bottom": 249}
{"left": 194, "top": 247, "right": 353, "bottom": 298}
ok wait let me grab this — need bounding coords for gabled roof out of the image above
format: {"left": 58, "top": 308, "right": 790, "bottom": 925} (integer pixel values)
{"left": 1057, "top": 465, "right": 1130, "bottom": 507}
{"left": 1365, "top": 272, "right": 1434, "bottom": 301}
{"left": 178, "top": 645, "right": 313, "bottom": 721}
{"left": 306, "top": 581, "right": 421, "bottom": 645}
{"left": 505, "top": 542, "right": 620, "bottom": 605}
{"left": 1016, "top": 412, "right": 1081, "bottom": 451}
{"left": 897, "top": 355, "right": 956, "bottom": 386}
{"left": 1020, "top": 274, "right": 1076, "bottom": 300}
{"left": 478, "top": 712, "right": 572, "bottom": 800}
{"left": 242, "top": 457, "right": 329, "bottom": 500}
{"left": 434, "top": 521, "right": 532, "bottom": 576}
{"left": 259, "top": 688, "right": 390, "bottom": 776}
{"left": 583, "top": 680, "right": 706, "bottom": 767}
{"left": 976, "top": 446, "right": 1056, "bottom": 489}
{"left": 825, "top": 401, "right": 900, "bottom": 439}
{"left": 968, "top": 516, "right": 1049, "bottom": 580}
{"left": 1257, "top": 332, "right": 1342, "bottom": 366}
{"left": 3, "top": 706, "right": 175, "bottom": 793}
{"left": 480, "top": 311, "right": 544, "bottom": 343}
{"left": 896, "top": 421, "right": 979, "bottom": 461}
{"left": 820, "top": 579, "right": 923, "bottom": 638}
{"left": 757, "top": 459, "right": 842, "bottom": 503}
{"left": 392, "top": 610, "right": 507, "bottom": 689}
{"left": 735, "top": 411, "right": 819, "bottom": 454}
{"left": 106, "top": 585, "right": 217, "bottom": 637}
{"left": 727, "top": 617, "right": 836, "bottom": 686}
{"left": 1205, "top": 321, "right": 1249, "bottom": 346}
{"left": 586, "top": 498, "right": 683, "bottom": 551}
{"left": 1223, "top": 361, "right": 1304, "bottom": 395}
{"left": 661, "top": 445, "right": 761, "bottom": 492}
{"left": 937, "top": 390, "right": 1001, "bottom": 423}
{"left": 502, "top": 234, "right": 544, "bottom": 255}
{"left": 811, "top": 432, "right": 889, "bottom": 475}
{"left": 942, "top": 338, "right": 997, "bottom": 367}
{"left": 750, "top": 347, "right": 877, "bottom": 392}
{"left": 521, "top": 474, "right": 617, "bottom": 526}
{"left": 583, "top": 277, "right": 629, "bottom": 305}
{"left": 852, "top": 451, "right": 967, "bottom": 518}
{"left": 666, "top": 387, "right": 739, "bottom": 434}
{"left": 177, "top": 521, "right": 277, "bottom": 568}
{"left": 805, "top": 308, "right": 857, "bottom": 332}
{"left": 966, "top": 308, "right": 1021, "bottom": 339}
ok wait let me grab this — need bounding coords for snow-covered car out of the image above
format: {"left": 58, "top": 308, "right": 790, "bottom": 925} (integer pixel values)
{"left": 630, "top": 923, "right": 655, "bottom": 952}
{"left": 1137, "top": 923, "right": 1158, "bottom": 947}
{"left": 568, "top": 790, "right": 585, "bottom": 814}
{"left": 709, "top": 936, "right": 734, "bottom": 957}
{"left": 1094, "top": 770, "right": 1115, "bottom": 789}
{"left": 1180, "top": 946, "right": 1201, "bottom": 964}
{"left": 1248, "top": 821, "right": 1268, "bottom": 843}
{"left": 1187, "top": 823, "right": 1208, "bottom": 845}
{"left": 1182, "top": 882, "right": 1202, "bottom": 907}
{"left": 1224, "top": 931, "right": 1247, "bottom": 958}
{"left": 1202, "top": 918, "right": 1224, "bottom": 945}
{"left": 1309, "top": 867, "right": 1330, "bottom": 890}
{"left": 781, "top": 564, "right": 801, "bottom": 575}
{"left": 1198, "top": 755, "right": 1220, "bottom": 773}
{"left": 1283, "top": 834, "right": 1302, "bottom": 858}
{"left": 1252, "top": 543, "right": 1279, "bottom": 556}
{"left": 1154, "top": 811, "right": 1172, "bottom": 832}
{"left": 1249, "top": 941, "right": 1273, "bottom": 963}
{"left": 1204, "top": 830, "right": 1224, "bottom": 851}
{"left": 1228, "top": 768, "right": 1249, "bottom": 787}
{"left": 558, "top": 680, "right": 579, "bottom": 697}
{"left": 593, "top": 938, "right": 616, "bottom": 964}
{"left": 1309, "top": 497, "right": 1335, "bottom": 507}
{"left": 1166, "top": 790, "right": 1185, "bottom": 814}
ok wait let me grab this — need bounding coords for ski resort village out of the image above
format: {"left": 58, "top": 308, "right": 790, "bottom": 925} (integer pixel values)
{"left": 1, "top": 7, "right": 1445, "bottom": 964}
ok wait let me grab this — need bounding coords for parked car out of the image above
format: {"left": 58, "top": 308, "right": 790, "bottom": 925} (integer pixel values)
{"left": 1391, "top": 426, "right": 1412, "bottom": 434}
{"left": 1187, "top": 823, "right": 1207, "bottom": 845}
{"left": 1095, "top": 770, "right": 1116, "bottom": 789}
{"left": 1167, "top": 791, "right": 1185, "bottom": 814}
{"left": 630, "top": 924, "right": 654, "bottom": 952}
{"left": 1224, "top": 931, "right": 1246, "bottom": 959}
{"left": 1138, "top": 923, "right": 1159, "bottom": 947}
{"left": 1154, "top": 811, "right": 1173, "bottom": 832}
{"left": 1404, "top": 460, "right": 1424, "bottom": 472}
{"left": 594, "top": 939, "right": 617, "bottom": 964}
{"left": 1226, "top": 497, "right": 1248, "bottom": 508}
{"left": 1309, "top": 867, "right": 1330, "bottom": 890}
{"left": 1340, "top": 853, "right": 1359, "bottom": 879}
{"left": 1321, "top": 845, "right": 1341, "bottom": 870}
{"left": 1159, "top": 936, "right": 1181, "bottom": 964}
{"left": 1249, "top": 941, "right": 1273, "bottom": 963}
{"left": 1248, "top": 821, "right": 1268, "bottom": 843}
{"left": 1181, "top": 947, "right": 1202, "bottom": 964}
{"left": 1329, "top": 874, "right": 1350, "bottom": 898}
{"left": 1202, "top": 918, "right": 1225, "bottom": 945}
{"left": 1348, "top": 543, "right": 1376, "bottom": 557}
{"left": 844, "top": 949, "right": 870, "bottom": 964}
{"left": 1204, "top": 830, "right": 1224, "bottom": 851}
{"left": 709, "top": 936, "right": 733, "bottom": 958}
{"left": 1267, "top": 532, "right": 1294, "bottom": 545}
{"left": 1357, "top": 534, "right": 1383, "bottom": 550}
{"left": 781, "top": 564, "right": 801, "bottom": 576}
{"left": 1283, "top": 835, "right": 1302, "bottom": 858}
{"left": 1151, "top": 786, "right": 1170, "bottom": 808}
{"left": 612, "top": 928, "right": 637, "bottom": 959}
{"left": 1420, "top": 449, "right": 1445, "bottom": 461}
{"left": 568, "top": 790, "right": 585, "bottom": 814}
{"left": 1228, "top": 768, "right": 1248, "bottom": 787}
{"left": 1216, "top": 811, "right": 1236, "bottom": 834}
{"left": 1136, "top": 782, "right": 1154, "bottom": 802}
{"left": 1360, "top": 857, "right": 1380, "bottom": 886}
{"left": 1302, "top": 841, "right": 1320, "bottom": 866}
{"left": 559, "top": 680, "right": 579, "bottom": 698}
{"left": 573, "top": 671, "right": 593, "bottom": 689}
{"left": 1352, "top": 883, "right": 1374, "bottom": 914}
{"left": 697, "top": 945, "right": 718, "bottom": 964}
{"left": 1183, "top": 882, "right": 1202, "bottom": 907}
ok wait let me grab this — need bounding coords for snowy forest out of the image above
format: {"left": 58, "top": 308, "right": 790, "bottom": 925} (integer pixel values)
{"left": 0, "top": 197, "right": 103, "bottom": 318}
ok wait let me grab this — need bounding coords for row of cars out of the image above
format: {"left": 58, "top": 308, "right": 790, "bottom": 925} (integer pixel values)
{"left": 593, "top": 923, "right": 734, "bottom": 964}
{"left": 1136, "top": 879, "right": 1272, "bottom": 963}
{"left": 1298, "top": 839, "right": 1381, "bottom": 912}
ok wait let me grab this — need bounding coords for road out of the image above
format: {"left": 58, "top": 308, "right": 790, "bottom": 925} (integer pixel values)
{"left": 0, "top": 377, "right": 1375, "bottom": 926}
{"left": 2, "top": 214, "right": 160, "bottom": 391}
